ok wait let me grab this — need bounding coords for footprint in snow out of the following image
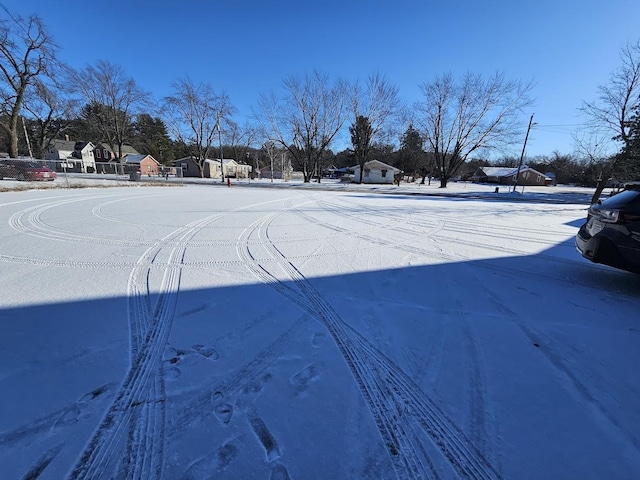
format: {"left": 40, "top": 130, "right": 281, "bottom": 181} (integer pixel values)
{"left": 290, "top": 363, "right": 321, "bottom": 396}
{"left": 192, "top": 344, "right": 220, "bottom": 360}
{"left": 270, "top": 463, "right": 292, "bottom": 480}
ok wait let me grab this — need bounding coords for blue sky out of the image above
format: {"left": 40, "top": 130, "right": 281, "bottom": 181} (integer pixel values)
{"left": 2, "top": 0, "right": 639, "bottom": 158}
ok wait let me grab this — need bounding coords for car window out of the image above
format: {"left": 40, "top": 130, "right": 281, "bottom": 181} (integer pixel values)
{"left": 602, "top": 190, "right": 640, "bottom": 207}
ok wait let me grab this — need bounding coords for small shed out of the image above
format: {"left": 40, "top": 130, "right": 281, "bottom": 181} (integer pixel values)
{"left": 173, "top": 157, "right": 202, "bottom": 177}
{"left": 352, "top": 160, "right": 400, "bottom": 184}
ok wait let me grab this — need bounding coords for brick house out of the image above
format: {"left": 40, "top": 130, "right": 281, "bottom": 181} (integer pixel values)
{"left": 125, "top": 154, "right": 160, "bottom": 176}
{"left": 472, "top": 166, "right": 552, "bottom": 186}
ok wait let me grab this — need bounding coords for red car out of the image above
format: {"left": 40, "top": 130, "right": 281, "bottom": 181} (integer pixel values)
{"left": 0, "top": 159, "right": 57, "bottom": 181}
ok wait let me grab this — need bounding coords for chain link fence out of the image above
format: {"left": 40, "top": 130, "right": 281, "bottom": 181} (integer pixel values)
{"left": 0, "top": 158, "right": 184, "bottom": 188}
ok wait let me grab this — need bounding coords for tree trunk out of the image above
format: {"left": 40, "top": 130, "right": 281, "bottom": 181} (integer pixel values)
{"left": 590, "top": 167, "right": 611, "bottom": 204}
{"left": 439, "top": 177, "right": 448, "bottom": 188}
{"left": 9, "top": 130, "right": 19, "bottom": 159}
{"left": 590, "top": 179, "right": 608, "bottom": 205}
{"left": 7, "top": 112, "right": 20, "bottom": 158}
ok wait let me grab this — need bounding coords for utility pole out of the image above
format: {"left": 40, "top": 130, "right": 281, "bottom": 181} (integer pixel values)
{"left": 512, "top": 114, "right": 534, "bottom": 194}
{"left": 218, "top": 121, "right": 225, "bottom": 183}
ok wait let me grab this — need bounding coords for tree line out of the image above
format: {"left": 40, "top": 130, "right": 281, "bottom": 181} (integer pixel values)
{"left": 1, "top": 7, "right": 638, "bottom": 193}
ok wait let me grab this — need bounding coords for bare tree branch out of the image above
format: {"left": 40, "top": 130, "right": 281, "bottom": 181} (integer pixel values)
{"left": 69, "top": 60, "right": 150, "bottom": 160}
{"left": 580, "top": 40, "right": 640, "bottom": 148}
{"left": 163, "top": 76, "right": 235, "bottom": 178}
{"left": 0, "top": 9, "right": 56, "bottom": 157}
{"left": 257, "top": 71, "right": 349, "bottom": 182}
{"left": 414, "top": 72, "right": 534, "bottom": 187}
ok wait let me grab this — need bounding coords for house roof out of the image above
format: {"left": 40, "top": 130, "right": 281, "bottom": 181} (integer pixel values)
{"left": 351, "top": 160, "right": 400, "bottom": 172}
{"left": 212, "top": 158, "right": 238, "bottom": 166}
{"left": 49, "top": 140, "right": 93, "bottom": 151}
{"left": 480, "top": 166, "right": 520, "bottom": 177}
{"left": 173, "top": 156, "right": 197, "bottom": 163}
{"left": 125, "top": 154, "right": 158, "bottom": 165}
{"left": 94, "top": 143, "right": 140, "bottom": 155}
{"left": 478, "top": 165, "right": 551, "bottom": 180}
{"left": 50, "top": 139, "right": 76, "bottom": 151}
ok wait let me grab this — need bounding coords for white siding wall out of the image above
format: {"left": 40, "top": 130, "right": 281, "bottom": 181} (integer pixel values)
{"left": 354, "top": 166, "right": 395, "bottom": 184}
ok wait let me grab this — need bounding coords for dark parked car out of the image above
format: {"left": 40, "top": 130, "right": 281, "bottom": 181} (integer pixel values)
{"left": 0, "top": 159, "right": 56, "bottom": 181}
{"left": 576, "top": 183, "right": 640, "bottom": 273}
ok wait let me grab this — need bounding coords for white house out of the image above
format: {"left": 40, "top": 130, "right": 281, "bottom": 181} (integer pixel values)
{"left": 352, "top": 160, "right": 400, "bottom": 184}
{"left": 206, "top": 159, "right": 251, "bottom": 179}
{"left": 46, "top": 140, "right": 96, "bottom": 173}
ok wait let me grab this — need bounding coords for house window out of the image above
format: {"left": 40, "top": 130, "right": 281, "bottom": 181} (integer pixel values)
{"left": 381, "top": 169, "right": 387, "bottom": 178}
{"left": 103, "top": 149, "right": 109, "bottom": 159}
{"left": 95, "top": 149, "right": 101, "bottom": 159}
{"left": 537, "top": 175, "right": 541, "bottom": 182}
{"left": 364, "top": 168, "right": 370, "bottom": 178}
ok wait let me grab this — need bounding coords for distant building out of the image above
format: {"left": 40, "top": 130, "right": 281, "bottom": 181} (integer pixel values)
{"left": 173, "top": 157, "right": 202, "bottom": 177}
{"left": 46, "top": 139, "right": 96, "bottom": 173}
{"left": 352, "top": 160, "right": 400, "bottom": 184}
{"left": 93, "top": 143, "right": 140, "bottom": 163}
{"left": 125, "top": 154, "right": 161, "bottom": 176}
{"left": 472, "top": 165, "right": 552, "bottom": 186}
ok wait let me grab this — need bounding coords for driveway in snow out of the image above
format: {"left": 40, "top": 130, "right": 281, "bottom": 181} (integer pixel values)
{"left": 0, "top": 184, "right": 639, "bottom": 479}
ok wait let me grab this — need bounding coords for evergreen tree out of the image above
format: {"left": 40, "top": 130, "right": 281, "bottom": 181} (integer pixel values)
{"left": 130, "top": 114, "right": 174, "bottom": 164}
{"left": 398, "top": 125, "right": 426, "bottom": 181}
{"left": 350, "top": 115, "right": 373, "bottom": 183}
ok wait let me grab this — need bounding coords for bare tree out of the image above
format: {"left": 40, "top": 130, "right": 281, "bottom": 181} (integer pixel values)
{"left": 580, "top": 40, "right": 640, "bottom": 201}
{"left": 350, "top": 73, "right": 401, "bottom": 183}
{"left": 70, "top": 60, "right": 149, "bottom": 160}
{"left": 414, "top": 72, "right": 534, "bottom": 188}
{"left": 258, "top": 71, "right": 349, "bottom": 183}
{"left": 164, "top": 77, "right": 234, "bottom": 178}
{"left": 573, "top": 130, "right": 613, "bottom": 203}
{"left": 581, "top": 41, "right": 640, "bottom": 148}
{"left": 262, "top": 140, "right": 279, "bottom": 181}
{"left": 225, "top": 120, "right": 257, "bottom": 177}
{"left": 0, "top": 9, "right": 57, "bottom": 158}
{"left": 23, "top": 73, "right": 78, "bottom": 159}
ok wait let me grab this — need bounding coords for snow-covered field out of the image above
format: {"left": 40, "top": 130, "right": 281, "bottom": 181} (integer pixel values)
{"left": 1, "top": 180, "right": 639, "bottom": 479}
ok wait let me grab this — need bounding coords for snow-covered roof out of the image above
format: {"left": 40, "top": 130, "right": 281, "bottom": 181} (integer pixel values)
{"left": 124, "top": 154, "right": 157, "bottom": 164}
{"left": 351, "top": 160, "right": 400, "bottom": 172}
{"left": 478, "top": 165, "right": 551, "bottom": 180}
{"left": 480, "top": 166, "right": 519, "bottom": 177}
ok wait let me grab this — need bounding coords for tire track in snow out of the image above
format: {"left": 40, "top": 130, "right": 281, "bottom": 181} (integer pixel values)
{"left": 319, "top": 196, "right": 580, "bottom": 242}
{"left": 68, "top": 210, "right": 228, "bottom": 479}
{"left": 290, "top": 198, "right": 453, "bottom": 264}
{"left": 479, "top": 280, "right": 640, "bottom": 460}
{"left": 314, "top": 197, "right": 579, "bottom": 265}
{"left": 313, "top": 197, "right": 603, "bottom": 286}
{"left": 236, "top": 198, "right": 502, "bottom": 480}
{"left": 8, "top": 197, "right": 152, "bottom": 247}
{"left": 68, "top": 195, "right": 309, "bottom": 480}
